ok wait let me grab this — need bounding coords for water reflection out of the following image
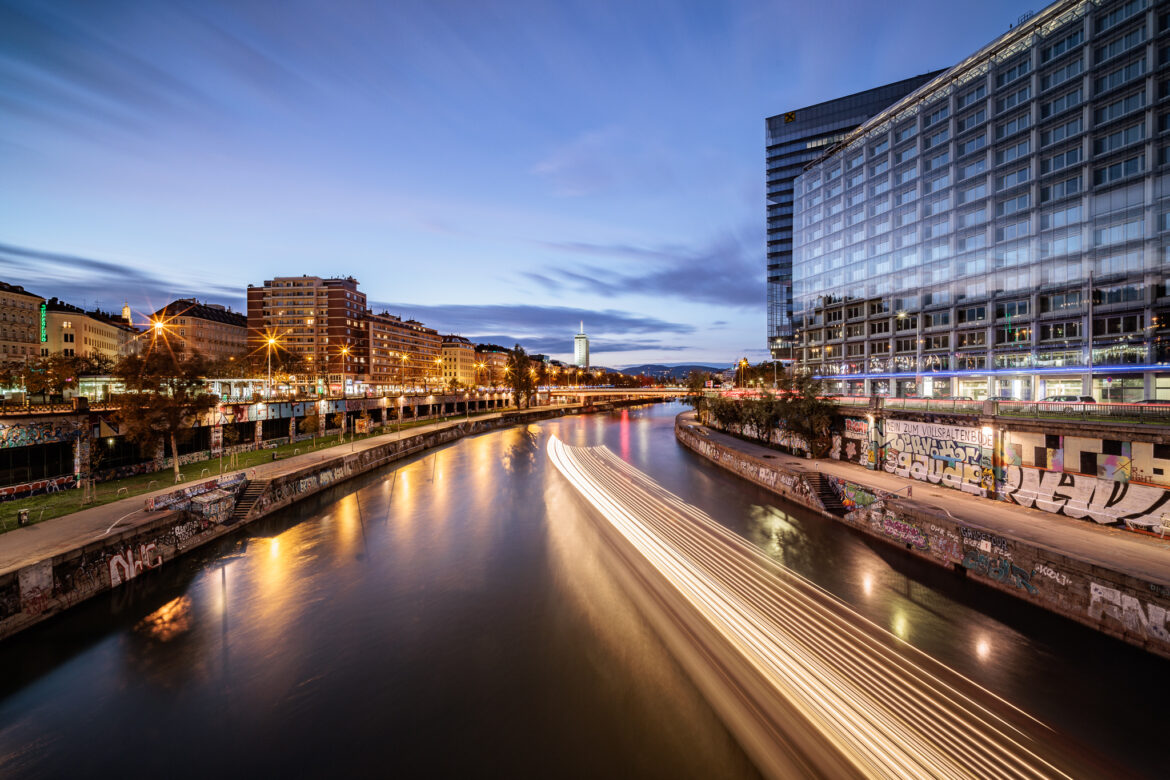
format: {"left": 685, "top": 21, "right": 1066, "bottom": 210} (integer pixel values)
{"left": 134, "top": 596, "right": 192, "bottom": 642}
{"left": 0, "top": 404, "right": 1164, "bottom": 778}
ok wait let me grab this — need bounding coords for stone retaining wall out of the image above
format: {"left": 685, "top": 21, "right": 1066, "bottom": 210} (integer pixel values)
{"left": 676, "top": 416, "right": 1170, "bottom": 660}
{"left": 0, "top": 402, "right": 634, "bottom": 641}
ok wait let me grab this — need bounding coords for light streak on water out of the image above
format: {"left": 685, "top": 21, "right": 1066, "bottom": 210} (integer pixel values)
{"left": 548, "top": 435, "right": 1077, "bottom": 779}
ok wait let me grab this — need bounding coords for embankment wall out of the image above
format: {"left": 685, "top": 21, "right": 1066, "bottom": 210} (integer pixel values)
{"left": 676, "top": 417, "right": 1170, "bottom": 660}
{"left": 0, "top": 403, "right": 644, "bottom": 640}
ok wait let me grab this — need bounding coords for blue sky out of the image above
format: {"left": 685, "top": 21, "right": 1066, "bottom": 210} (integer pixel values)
{"left": 0, "top": 0, "right": 1035, "bottom": 366}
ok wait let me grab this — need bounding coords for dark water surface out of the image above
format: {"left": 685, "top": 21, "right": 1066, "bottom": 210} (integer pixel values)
{"left": 0, "top": 404, "right": 1163, "bottom": 777}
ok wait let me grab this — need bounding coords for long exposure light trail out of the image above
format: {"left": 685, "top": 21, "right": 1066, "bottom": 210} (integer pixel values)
{"left": 547, "top": 436, "right": 1082, "bottom": 779}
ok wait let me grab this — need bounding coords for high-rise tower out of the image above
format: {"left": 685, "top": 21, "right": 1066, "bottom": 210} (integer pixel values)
{"left": 766, "top": 73, "right": 944, "bottom": 359}
{"left": 573, "top": 321, "right": 590, "bottom": 369}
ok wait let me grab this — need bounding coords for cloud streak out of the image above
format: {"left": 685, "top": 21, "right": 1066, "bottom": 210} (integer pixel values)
{"left": 527, "top": 227, "right": 765, "bottom": 308}
{"left": 0, "top": 242, "right": 243, "bottom": 314}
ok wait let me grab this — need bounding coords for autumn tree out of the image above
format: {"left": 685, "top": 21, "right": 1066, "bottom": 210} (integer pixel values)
{"left": 506, "top": 344, "right": 536, "bottom": 409}
{"left": 112, "top": 347, "right": 216, "bottom": 483}
{"left": 774, "top": 369, "right": 837, "bottom": 457}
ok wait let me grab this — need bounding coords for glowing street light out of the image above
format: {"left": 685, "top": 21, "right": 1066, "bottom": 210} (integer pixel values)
{"left": 266, "top": 336, "right": 278, "bottom": 399}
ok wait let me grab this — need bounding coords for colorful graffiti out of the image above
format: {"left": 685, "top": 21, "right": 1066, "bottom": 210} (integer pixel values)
{"left": 0, "top": 418, "right": 80, "bottom": 449}
{"left": 872, "top": 511, "right": 929, "bottom": 550}
{"left": 961, "top": 550, "right": 1037, "bottom": 594}
{"left": 0, "top": 474, "right": 75, "bottom": 502}
{"left": 1002, "top": 465, "right": 1170, "bottom": 526}
{"left": 884, "top": 451, "right": 993, "bottom": 496}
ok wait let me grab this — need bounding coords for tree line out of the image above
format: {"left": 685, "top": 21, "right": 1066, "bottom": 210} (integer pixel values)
{"left": 683, "top": 370, "right": 838, "bottom": 458}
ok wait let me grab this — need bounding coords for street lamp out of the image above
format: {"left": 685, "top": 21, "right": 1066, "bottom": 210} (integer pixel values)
{"left": 266, "top": 336, "right": 277, "bottom": 399}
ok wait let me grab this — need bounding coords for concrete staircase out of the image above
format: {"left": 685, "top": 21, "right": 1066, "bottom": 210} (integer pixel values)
{"left": 804, "top": 472, "right": 847, "bottom": 516}
{"left": 228, "top": 479, "right": 270, "bottom": 525}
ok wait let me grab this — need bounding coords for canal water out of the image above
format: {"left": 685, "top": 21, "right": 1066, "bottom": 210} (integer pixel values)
{"left": 0, "top": 403, "right": 1164, "bottom": 777}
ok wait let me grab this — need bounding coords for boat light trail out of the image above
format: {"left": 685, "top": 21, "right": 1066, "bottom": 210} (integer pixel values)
{"left": 548, "top": 436, "right": 1079, "bottom": 779}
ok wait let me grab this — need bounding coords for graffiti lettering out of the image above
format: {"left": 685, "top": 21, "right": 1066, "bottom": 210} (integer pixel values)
{"left": 959, "top": 527, "right": 1010, "bottom": 558}
{"left": 109, "top": 543, "right": 163, "bottom": 587}
{"left": 1034, "top": 564, "right": 1071, "bottom": 587}
{"left": 961, "top": 550, "right": 1037, "bottom": 594}
{"left": 1003, "top": 465, "right": 1170, "bottom": 526}
{"left": 873, "top": 512, "right": 929, "bottom": 550}
{"left": 1088, "top": 582, "right": 1170, "bottom": 644}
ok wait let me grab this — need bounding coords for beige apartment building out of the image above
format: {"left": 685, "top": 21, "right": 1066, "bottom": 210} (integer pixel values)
{"left": 441, "top": 335, "right": 477, "bottom": 387}
{"left": 151, "top": 299, "right": 246, "bottom": 361}
{"left": 368, "top": 312, "right": 442, "bottom": 389}
{"left": 42, "top": 298, "right": 139, "bottom": 362}
{"left": 0, "top": 281, "right": 44, "bottom": 363}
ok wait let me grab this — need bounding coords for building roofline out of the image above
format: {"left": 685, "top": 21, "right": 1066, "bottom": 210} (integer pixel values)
{"left": 804, "top": 0, "right": 1077, "bottom": 169}
{"left": 765, "top": 69, "right": 948, "bottom": 122}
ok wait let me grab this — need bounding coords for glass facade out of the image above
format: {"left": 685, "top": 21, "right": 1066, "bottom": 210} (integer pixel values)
{"left": 792, "top": 0, "right": 1170, "bottom": 400}
{"left": 765, "top": 74, "right": 943, "bottom": 359}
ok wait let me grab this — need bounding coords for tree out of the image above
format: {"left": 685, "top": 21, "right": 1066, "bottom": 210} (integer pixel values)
{"left": 506, "top": 344, "right": 536, "bottom": 409}
{"left": 774, "top": 369, "right": 837, "bottom": 457}
{"left": 19, "top": 352, "right": 108, "bottom": 402}
{"left": 681, "top": 370, "right": 711, "bottom": 416}
{"left": 207, "top": 355, "right": 251, "bottom": 379}
{"left": 112, "top": 347, "right": 216, "bottom": 483}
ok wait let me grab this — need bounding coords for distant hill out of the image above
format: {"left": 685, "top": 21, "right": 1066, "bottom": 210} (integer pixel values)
{"left": 620, "top": 363, "right": 727, "bottom": 380}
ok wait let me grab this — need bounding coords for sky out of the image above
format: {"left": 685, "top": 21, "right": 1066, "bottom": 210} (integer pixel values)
{"left": 0, "top": 0, "right": 1037, "bottom": 367}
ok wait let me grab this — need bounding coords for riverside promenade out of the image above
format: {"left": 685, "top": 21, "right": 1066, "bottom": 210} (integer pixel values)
{"left": 676, "top": 412, "right": 1170, "bottom": 657}
{"left": 679, "top": 414, "right": 1170, "bottom": 583}
{"left": 0, "top": 405, "right": 578, "bottom": 586}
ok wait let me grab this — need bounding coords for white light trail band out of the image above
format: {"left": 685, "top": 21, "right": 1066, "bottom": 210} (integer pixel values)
{"left": 548, "top": 436, "right": 1073, "bottom": 780}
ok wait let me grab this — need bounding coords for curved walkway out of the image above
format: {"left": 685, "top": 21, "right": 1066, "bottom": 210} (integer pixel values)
{"left": 679, "top": 413, "right": 1170, "bottom": 587}
{"left": 0, "top": 406, "right": 577, "bottom": 577}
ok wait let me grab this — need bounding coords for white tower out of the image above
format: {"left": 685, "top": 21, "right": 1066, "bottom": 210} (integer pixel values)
{"left": 573, "top": 321, "right": 589, "bottom": 369}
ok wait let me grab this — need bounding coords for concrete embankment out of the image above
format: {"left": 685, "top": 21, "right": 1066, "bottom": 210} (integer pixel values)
{"left": 0, "top": 402, "right": 649, "bottom": 640}
{"left": 675, "top": 414, "right": 1170, "bottom": 660}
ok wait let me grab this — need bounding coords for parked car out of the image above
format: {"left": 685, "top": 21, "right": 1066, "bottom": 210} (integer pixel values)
{"left": 987, "top": 394, "right": 1017, "bottom": 401}
{"left": 1040, "top": 395, "right": 1095, "bottom": 403}
{"left": 1138, "top": 398, "right": 1170, "bottom": 405}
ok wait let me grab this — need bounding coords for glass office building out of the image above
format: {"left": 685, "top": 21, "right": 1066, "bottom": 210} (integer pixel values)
{"left": 766, "top": 75, "right": 943, "bottom": 359}
{"left": 792, "top": 0, "right": 1170, "bottom": 401}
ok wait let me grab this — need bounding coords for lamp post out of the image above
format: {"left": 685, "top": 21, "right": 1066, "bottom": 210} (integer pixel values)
{"left": 266, "top": 336, "right": 277, "bottom": 399}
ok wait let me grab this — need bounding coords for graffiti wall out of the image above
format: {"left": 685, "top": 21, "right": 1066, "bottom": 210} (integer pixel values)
{"left": 0, "top": 417, "right": 80, "bottom": 449}
{"left": 882, "top": 419, "right": 994, "bottom": 496}
{"left": 838, "top": 417, "right": 869, "bottom": 464}
{"left": 677, "top": 414, "right": 1170, "bottom": 659}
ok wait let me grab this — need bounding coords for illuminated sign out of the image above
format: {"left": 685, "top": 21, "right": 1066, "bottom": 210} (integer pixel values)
{"left": 39, "top": 303, "right": 47, "bottom": 342}
{"left": 783, "top": 111, "right": 796, "bottom": 123}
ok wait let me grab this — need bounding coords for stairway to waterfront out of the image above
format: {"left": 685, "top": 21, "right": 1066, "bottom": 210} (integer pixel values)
{"left": 804, "top": 472, "right": 847, "bottom": 516}
{"left": 228, "top": 479, "right": 270, "bottom": 525}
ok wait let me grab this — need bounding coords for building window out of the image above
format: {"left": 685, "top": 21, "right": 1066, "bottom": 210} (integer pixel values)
{"left": 996, "top": 113, "right": 1031, "bottom": 139}
{"left": 958, "top": 84, "right": 987, "bottom": 109}
{"left": 957, "top": 330, "right": 987, "bottom": 347}
{"left": 1042, "top": 58, "right": 1084, "bottom": 91}
{"left": 996, "top": 85, "right": 1031, "bottom": 114}
{"left": 1041, "top": 87, "right": 1082, "bottom": 119}
{"left": 996, "top": 58, "right": 1031, "bottom": 88}
{"left": 1042, "top": 117, "right": 1083, "bottom": 146}
{"left": 958, "top": 306, "right": 986, "bottom": 324}
{"left": 1093, "top": 154, "right": 1145, "bottom": 185}
{"left": 1094, "top": 91, "right": 1145, "bottom": 125}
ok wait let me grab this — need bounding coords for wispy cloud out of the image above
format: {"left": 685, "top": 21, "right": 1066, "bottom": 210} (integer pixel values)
{"left": 0, "top": 242, "right": 243, "bottom": 314}
{"left": 525, "top": 226, "right": 764, "bottom": 308}
{"left": 371, "top": 301, "right": 692, "bottom": 334}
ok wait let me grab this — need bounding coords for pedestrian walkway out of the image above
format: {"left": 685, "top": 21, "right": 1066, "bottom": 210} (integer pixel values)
{"left": 679, "top": 414, "right": 1170, "bottom": 586}
{"left": 0, "top": 405, "right": 576, "bottom": 577}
